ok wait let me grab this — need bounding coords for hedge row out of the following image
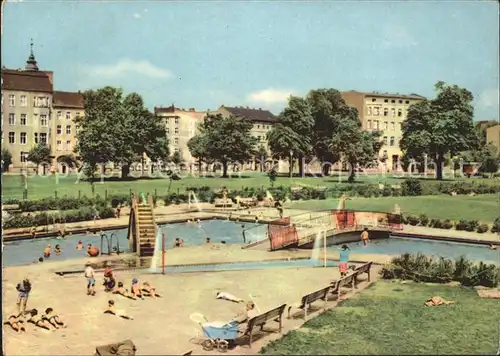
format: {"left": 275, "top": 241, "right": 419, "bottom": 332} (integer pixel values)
{"left": 403, "top": 214, "right": 496, "bottom": 234}
{"left": 381, "top": 253, "right": 499, "bottom": 288}
{"left": 3, "top": 206, "right": 115, "bottom": 229}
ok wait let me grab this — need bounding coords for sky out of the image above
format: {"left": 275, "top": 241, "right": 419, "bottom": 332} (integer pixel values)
{"left": 2, "top": 0, "right": 499, "bottom": 119}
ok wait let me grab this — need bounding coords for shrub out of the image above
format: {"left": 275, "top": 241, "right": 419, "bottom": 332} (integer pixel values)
{"left": 442, "top": 219, "right": 453, "bottom": 229}
{"left": 381, "top": 186, "right": 392, "bottom": 197}
{"left": 419, "top": 214, "right": 429, "bottom": 227}
{"left": 401, "top": 178, "right": 422, "bottom": 196}
{"left": 406, "top": 215, "right": 420, "bottom": 226}
{"left": 429, "top": 219, "right": 443, "bottom": 229}
{"left": 108, "top": 194, "right": 131, "bottom": 208}
{"left": 491, "top": 218, "right": 500, "bottom": 233}
{"left": 477, "top": 224, "right": 489, "bottom": 234}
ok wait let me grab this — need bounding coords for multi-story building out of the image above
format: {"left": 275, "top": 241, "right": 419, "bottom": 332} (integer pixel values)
{"left": 341, "top": 90, "right": 426, "bottom": 170}
{"left": 2, "top": 45, "right": 54, "bottom": 172}
{"left": 154, "top": 105, "right": 207, "bottom": 163}
{"left": 486, "top": 124, "right": 500, "bottom": 153}
{"left": 212, "top": 105, "right": 277, "bottom": 152}
{"left": 52, "top": 91, "right": 84, "bottom": 170}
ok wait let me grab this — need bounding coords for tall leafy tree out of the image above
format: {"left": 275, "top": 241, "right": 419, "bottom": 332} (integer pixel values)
{"left": 1, "top": 148, "right": 12, "bottom": 172}
{"left": 27, "top": 143, "right": 52, "bottom": 174}
{"left": 187, "top": 135, "right": 209, "bottom": 173}
{"left": 188, "top": 114, "right": 257, "bottom": 177}
{"left": 256, "top": 145, "right": 268, "bottom": 171}
{"left": 401, "top": 81, "right": 478, "bottom": 180}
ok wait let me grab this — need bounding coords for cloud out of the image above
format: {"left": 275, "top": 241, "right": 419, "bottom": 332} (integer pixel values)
{"left": 87, "top": 58, "right": 172, "bottom": 79}
{"left": 247, "top": 88, "right": 295, "bottom": 104}
{"left": 380, "top": 25, "right": 418, "bottom": 49}
{"left": 133, "top": 13, "right": 141, "bottom": 19}
{"left": 476, "top": 88, "right": 499, "bottom": 110}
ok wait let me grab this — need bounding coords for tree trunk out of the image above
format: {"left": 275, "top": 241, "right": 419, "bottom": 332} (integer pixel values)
{"left": 289, "top": 158, "right": 293, "bottom": 178}
{"left": 198, "top": 159, "right": 202, "bottom": 173}
{"left": 222, "top": 159, "right": 229, "bottom": 178}
{"left": 299, "top": 155, "right": 305, "bottom": 177}
{"left": 347, "top": 165, "right": 356, "bottom": 183}
{"left": 121, "top": 165, "right": 130, "bottom": 178}
{"left": 322, "top": 164, "right": 330, "bottom": 176}
{"left": 435, "top": 155, "right": 444, "bottom": 180}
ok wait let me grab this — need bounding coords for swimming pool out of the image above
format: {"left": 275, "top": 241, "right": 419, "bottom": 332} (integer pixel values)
{"left": 151, "top": 258, "right": 338, "bottom": 273}
{"left": 2, "top": 220, "right": 268, "bottom": 267}
{"left": 338, "top": 237, "right": 499, "bottom": 262}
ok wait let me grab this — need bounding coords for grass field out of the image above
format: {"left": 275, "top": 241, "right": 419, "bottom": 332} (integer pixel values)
{"left": 1, "top": 172, "right": 497, "bottom": 201}
{"left": 287, "top": 194, "right": 499, "bottom": 223}
{"left": 260, "top": 281, "right": 499, "bottom": 355}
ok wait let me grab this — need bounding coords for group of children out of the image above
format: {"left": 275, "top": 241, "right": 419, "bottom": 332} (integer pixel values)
{"left": 4, "top": 308, "right": 66, "bottom": 333}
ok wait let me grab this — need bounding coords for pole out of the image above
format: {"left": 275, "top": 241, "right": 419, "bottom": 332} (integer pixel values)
{"left": 161, "top": 232, "right": 166, "bottom": 275}
{"left": 323, "top": 228, "right": 327, "bottom": 268}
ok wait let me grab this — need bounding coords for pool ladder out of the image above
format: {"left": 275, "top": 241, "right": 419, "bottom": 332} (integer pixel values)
{"left": 100, "top": 232, "right": 121, "bottom": 255}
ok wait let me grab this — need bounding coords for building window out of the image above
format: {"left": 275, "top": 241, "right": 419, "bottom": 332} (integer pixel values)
{"left": 76, "top": 112, "right": 81, "bottom": 118}
{"left": 399, "top": 123, "right": 403, "bottom": 130}
{"left": 56, "top": 125, "right": 62, "bottom": 135}
{"left": 367, "top": 107, "right": 372, "bottom": 116}
{"left": 371, "top": 98, "right": 376, "bottom": 102}
{"left": 20, "top": 114, "right": 27, "bottom": 125}
{"left": 8, "top": 113, "right": 15, "bottom": 125}
{"left": 384, "top": 99, "right": 388, "bottom": 103}
{"left": 40, "top": 115, "right": 48, "bottom": 126}
{"left": 383, "top": 136, "right": 388, "bottom": 145}
{"left": 174, "top": 137, "right": 179, "bottom": 145}
{"left": 174, "top": 117, "right": 179, "bottom": 124}
{"left": 20, "top": 95, "right": 27, "bottom": 107}
{"left": 8, "top": 94, "right": 15, "bottom": 107}
{"left": 391, "top": 122, "right": 395, "bottom": 130}
{"left": 405, "top": 100, "right": 410, "bottom": 104}
{"left": 35, "top": 96, "right": 48, "bottom": 107}
{"left": 257, "top": 135, "right": 261, "bottom": 141}
{"left": 367, "top": 120, "right": 372, "bottom": 129}
{"left": 66, "top": 125, "right": 71, "bottom": 134}
{"left": 397, "top": 109, "right": 402, "bottom": 117}
{"left": 34, "top": 133, "right": 38, "bottom": 144}
{"left": 57, "top": 140, "right": 62, "bottom": 151}
{"left": 57, "top": 111, "right": 62, "bottom": 120}
{"left": 391, "top": 108, "right": 395, "bottom": 117}
{"left": 66, "top": 112, "right": 71, "bottom": 120}
{"left": 374, "top": 107, "right": 380, "bottom": 116}
{"left": 399, "top": 100, "right": 403, "bottom": 104}
{"left": 174, "top": 148, "right": 179, "bottom": 153}
{"left": 174, "top": 127, "right": 179, "bottom": 134}
{"left": 66, "top": 140, "right": 72, "bottom": 150}
{"left": 20, "top": 132, "right": 27, "bottom": 145}
{"left": 384, "top": 121, "right": 388, "bottom": 130}
{"left": 166, "top": 127, "right": 170, "bottom": 134}
{"left": 391, "top": 99, "right": 395, "bottom": 103}
{"left": 390, "top": 136, "right": 395, "bottom": 146}
{"left": 257, "top": 125, "right": 260, "bottom": 129}
{"left": 374, "top": 120, "right": 380, "bottom": 130}
{"left": 40, "top": 133, "right": 47, "bottom": 144}
{"left": 20, "top": 152, "right": 28, "bottom": 163}
{"left": 383, "top": 108, "right": 388, "bottom": 116}
{"left": 8, "top": 132, "right": 15, "bottom": 144}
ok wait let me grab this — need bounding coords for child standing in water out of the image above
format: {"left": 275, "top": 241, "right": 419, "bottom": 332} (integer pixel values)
{"left": 339, "top": 245, "right": 350, "bottom": 277}
{"left": 361, "top": 228, "right": 370, "bottom": 246}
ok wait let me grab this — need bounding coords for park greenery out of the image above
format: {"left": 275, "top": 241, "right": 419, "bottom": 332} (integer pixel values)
{"left": 1, "top": 148, "right": 12, "bottom": 172}
{"left": 260, "top": 281, "right": 499, "bottom": 355}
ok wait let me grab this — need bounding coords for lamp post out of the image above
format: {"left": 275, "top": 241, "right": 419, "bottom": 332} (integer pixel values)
{"left": 289, "top": 150, "right": 293, "bottom": 178}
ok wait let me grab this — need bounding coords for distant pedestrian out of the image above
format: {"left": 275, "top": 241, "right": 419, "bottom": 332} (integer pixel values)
{"left": 361, "top": 228, "right": 370, "bottom": 246}
{"left": 84, "top": 262, "right": 96, "bottom": 296}
{"left": 16, "top": 277, "right": 32, "bottom": 314}
{"left": 339, "top": 245, "right": 350, "bottom": 277}
{"left": 116, "top": 205, "right": 121, "bottom": 218}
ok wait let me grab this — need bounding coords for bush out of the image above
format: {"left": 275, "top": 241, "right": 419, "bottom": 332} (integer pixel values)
{"left": 491, "top": 218, "right": 500, "bottom": 233}
{"left": 381, "top": 253, "right": 500, "bottom": 287}
{"left": 108, "top": 194, "right": 131, "bottom": 208}
{"left": 17, "top": 196, "right": 107, "bottom": 212}
{"left": 406, "top": 215, "right": 420, "bottom": 226}
{"left": 401, "top": 178, "right": 422, "bottom": 196}
{"left": 419, "top": 214, "right": 429, "bottom": 227}
{"left": 442, "top": 219, "right": 454, "bottom": 229}
{"left": 455, "top": 220, "right": 479, "bottom": 232}
{"left": 429, "top": 219, "right": 443, "bottom": 228}
{"left": 477, "top": 224, "right": 489, "bottom": 234}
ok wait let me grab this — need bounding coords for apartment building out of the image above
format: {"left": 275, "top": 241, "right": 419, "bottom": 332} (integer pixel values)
{"left": 154, "top": 105, "right": 207, "bottom": 163}
{"left": 2, "top": 45, "right": 54, "bottom": 172}
{"left": 52, "top": 91, "right": 84, "bottom": 170}
{"left": 341, "top": 90, "right": 426, "bottom": 170}
{"left": 486, "top": 124, "right": 500, "bottom": 153}
{"left": 212, "top": 105, "right": 277, "bottom": 152}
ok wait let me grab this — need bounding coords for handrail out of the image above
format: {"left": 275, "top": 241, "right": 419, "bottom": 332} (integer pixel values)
{"left": 100, "top": 233, "right": 110, "bottom": 255}
{"left": 109, "top": 232, "right": 120, "bottom": 254}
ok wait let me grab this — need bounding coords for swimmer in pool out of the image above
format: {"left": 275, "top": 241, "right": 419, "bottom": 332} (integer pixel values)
{"left": 54, "top": 245, "right": 62, "bottom": 255}
{"left": 43, "top": 245, "right": 51, "bottom": 258}
{"left": 77, "top": 240, "right": 84, "bottom": 250}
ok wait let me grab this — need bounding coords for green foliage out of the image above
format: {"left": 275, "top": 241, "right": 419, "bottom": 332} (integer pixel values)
{"left": 56, "top": 154, "right": 79, "bottom": 169}
{"left": 267, "top": 167, "right": 277, "bottom": 187}
{"left": 418, "top": 214, "right": 429, "bottom": 226}
{"left": 1, "top": 148, "right": 13, "bottom": 172}
{"left": 491, "top": 218, "right": 500, "bottom": 233}
{"left": 455, "top": 219, "right": 479, "bottom": 232}
{"left": 381, "top": 253, "right": 499, "bottom": 287}
{"left": 406, "top": 215, "right": 420, "bottom": 226}
{"left": 401, "top": 82, "right": 478, "bottom": 180}
{"left": 477, "top": 224, "right": 489, "bottom": 234}
{"left": 401, "top": 178, "right": 422, "bottom": 196}
{"left": 27, "top": 143, "right": 52, "bottom": 171}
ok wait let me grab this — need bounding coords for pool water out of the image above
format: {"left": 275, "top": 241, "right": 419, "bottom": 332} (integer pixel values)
{"left": 339, "top": 237, "right": 500, "bottom": 262}
{"left": 2, "top": 220, "right": 267, "bottom": 267}
{"left": 152, "top": 259, "right": 338, "bottom": 273}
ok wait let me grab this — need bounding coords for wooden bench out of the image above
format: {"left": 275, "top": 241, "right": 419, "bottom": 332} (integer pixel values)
{"left": 214, "top": 199, "right": 233, "bottom": 208}
{"left": 288, "top": 285, "right": 331, "bottom": 320}
{"left": 244, "top": 304, "right": 287, "bottom": 348}
{"left": 331, "top": 273, "right": 356, "bottom": 299}
{"left": 353, "top": 261, "right": 372, "bottom": 286}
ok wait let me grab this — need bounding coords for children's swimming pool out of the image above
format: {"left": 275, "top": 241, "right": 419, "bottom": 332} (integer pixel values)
{"left": 338, "top": 237, "right": 499, "bottom": 263}
{"left": 2, "top": 220, "right": 267, "bottom": 267}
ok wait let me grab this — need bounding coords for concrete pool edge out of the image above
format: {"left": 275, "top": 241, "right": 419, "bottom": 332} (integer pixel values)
{"left": 392, "top": 232, "right": 500, "bottom": 246}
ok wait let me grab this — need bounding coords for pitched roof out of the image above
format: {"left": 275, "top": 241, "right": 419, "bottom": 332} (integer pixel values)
{"left": 1, "top": 69, "right": 53, "bottom": 93}
{"left": 342, "top": 90, "right": 426, "bottom": 100}
{"left": 53, "top": 91, "right": 84, "bottom": 109}
{"left": 222, "top": 106, "right": 277, "bottom": 123}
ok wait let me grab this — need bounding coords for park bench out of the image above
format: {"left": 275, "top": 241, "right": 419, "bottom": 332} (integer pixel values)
{"left": 353, "top": 261, "right": 373, "bottom": 286}
{"left": 288, "top": 285, "right": 331, "bottom": 320}
{"left": 331, "top": 273, "right": 356, "bottom": 300}
{"left": 244, "top": 304, "right": 287, "bottom": 348}
{"left": 214, "top": 199, "right": 233, "bottom": 208}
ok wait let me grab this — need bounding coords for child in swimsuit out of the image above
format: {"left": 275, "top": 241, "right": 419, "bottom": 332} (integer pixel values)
{"left": 76, "top": 240, "right": 84, "bottom": 250}
{"left": 54, "top": 244, "right": 62, "bottom": 255}
{"left": 141, "top": 282, "right": 161, "bottom": 298}
{"left": 113, "top": 282, "right": 136, "bottom": 300}
{"left": 130, "top": 278, "right": 144, "bottom": 299}
{"left": 43, "top": 245, "right": 51, "bottom": 258}
{"left": 104, "top": 300, "right": 133, "bottom": 320}
{"left": 4, "top": 314, "right": 26, "bottom": 332}
{"left": 26, "top": 309, "right": 51, "bottom": 330}
{"left": 42, "top": 308, "right": 66, "bottom": 329}
{"left": 339, "top": 245, "right": 350, "bottom": 277}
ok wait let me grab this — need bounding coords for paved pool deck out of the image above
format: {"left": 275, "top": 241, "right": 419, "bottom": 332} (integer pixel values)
{"left": 2, "top": 245, "right": 380, "bottom": 356}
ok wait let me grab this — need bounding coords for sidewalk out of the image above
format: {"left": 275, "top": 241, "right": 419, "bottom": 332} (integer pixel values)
{"left": 400, "top": 225, "right": 499, "bottom": 244}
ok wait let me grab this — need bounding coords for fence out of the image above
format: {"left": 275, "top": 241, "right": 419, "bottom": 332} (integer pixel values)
{"left": 268, "top": 217, "right": 299, "bottom": 251}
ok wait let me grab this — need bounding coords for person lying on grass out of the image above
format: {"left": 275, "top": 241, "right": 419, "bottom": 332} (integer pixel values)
{"left": 41, "top": 308, "right": 66, "bottom": 329}
{"left": 424, "top": 296, "right": 455, "bottom": 307}
{"left": 112, "top": 282, "right": 136, "bottom": 300}
{"left": 26, "top": 309, "right": 52, "bottom": 330}
{"left": 104, "top": 300, "right": 133, "bottom": 320}
{"left": 4, "top": 313, "right": 26, "bottom": 332}
{"left": 141, "top": 282, "right": 161, "bottom": 298}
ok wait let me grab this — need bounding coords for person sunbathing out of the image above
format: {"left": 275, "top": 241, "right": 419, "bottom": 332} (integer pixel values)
{"left": 41, "top": 308, "right": 66, "bottom": 329}
{"left": 216, "top": 292, "right": 244, "bottom": 303}
{"left": 130, "top": 279, "right": 144, "bottom": 299}
{"left": 104, "top": 300, "right": 133, "bottom": 320}
{"left": 4, "top": 314, "right": 26, "bottom": 332}
{"left": 424, "top": 296, "right": 455, "bottom": 307}
{"left": 112, "top": 282, "right": 136, "bottom": 300}
{"left": 141, "top": 282, "right": 161, "bottom": 298}
{"left": 26, "top": 309, "right": 52, "bottom": 330}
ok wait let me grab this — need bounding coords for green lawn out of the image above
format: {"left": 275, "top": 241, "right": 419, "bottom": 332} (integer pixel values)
{"left": 1, "top": 171, "right": 496, "bottom": 201}
{"left": 261, "top": 281, "right": 499, "bottom": 355}
{"left": 287, "top": 194, "right": 499, "bottom": 223}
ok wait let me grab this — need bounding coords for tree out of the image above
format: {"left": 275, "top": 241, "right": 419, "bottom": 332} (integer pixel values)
{"left": 187, "top": 135, "right": 209, "bottom": 173}
{"left": 267, "top": 96, "right": 314, "bottom": 176}
{"left": 27, "top": 143, "right": 52, "bottom": 174}
{"left": 257, "top": 145, "right": 268, "bottom": 171}
{"left": 1, "top": 148, "right": 12, "bottom": 172}
{"left": 400, "top": 81, "right": 478, "bottom": 180}
{"left": 188, "top": 114, "right": 257, "bottom": 177}
{"left": 170, "top": 150, "right": 184, "bottom": 165}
